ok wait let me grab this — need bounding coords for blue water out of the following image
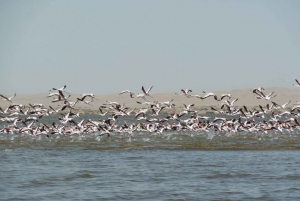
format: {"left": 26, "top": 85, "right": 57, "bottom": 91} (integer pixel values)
{"left": 1, "top": 149, "right": 300, "bottom": 200}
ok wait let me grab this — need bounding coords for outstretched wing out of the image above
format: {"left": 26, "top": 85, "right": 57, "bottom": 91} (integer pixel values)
{"left": 141, "top": 86, "right": 146, "bottom": 95}
{"left": 0, "top": 94, "right": 8, "bottom": 100}
{"left": 146, "top": 86, "right": 153, "bottom": 93}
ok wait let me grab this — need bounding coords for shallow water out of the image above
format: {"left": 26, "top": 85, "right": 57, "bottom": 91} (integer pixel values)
{"left": 1, "top": 114, "right": 300, "bottom": 151}
{"left": 1, "top": 131, "right": 300, "bottom": 151}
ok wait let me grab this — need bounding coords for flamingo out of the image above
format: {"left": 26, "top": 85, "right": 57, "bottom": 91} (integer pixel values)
{"left": 0, "top": 93, "right": 16, "bottom": 102}
{"left": 201, "top": 91, "right": 218, "bottom": 101}
{"left": 142, "top": 86, "right": 153, "bottom": 98}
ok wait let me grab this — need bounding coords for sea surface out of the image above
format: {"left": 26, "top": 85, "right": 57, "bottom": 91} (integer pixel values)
{"left": 1, "top": 114, "right": 300, "bottom": 200}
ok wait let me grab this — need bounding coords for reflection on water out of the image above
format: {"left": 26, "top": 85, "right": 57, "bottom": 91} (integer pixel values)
{"left": 1, "top": 131, "right": 300, "bottom": 150}
{"left": 1, "top": 114, "right": 300, "bottom": 150}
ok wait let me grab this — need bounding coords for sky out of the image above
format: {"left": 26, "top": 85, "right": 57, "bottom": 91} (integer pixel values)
{"left": 0, "top": 0, "right": 300, "bottom": 95}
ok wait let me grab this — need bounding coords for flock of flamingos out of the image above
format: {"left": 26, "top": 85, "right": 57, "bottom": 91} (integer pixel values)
{"left": 1, "top": 79, "right": 300, "bottom": 137}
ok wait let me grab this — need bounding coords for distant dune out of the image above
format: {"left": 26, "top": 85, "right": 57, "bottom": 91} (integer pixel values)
{"left": 1, "top": 87, "right": 300, "bottom": 114}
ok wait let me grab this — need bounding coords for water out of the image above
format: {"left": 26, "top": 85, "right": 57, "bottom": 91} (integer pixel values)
{"left": 1, "top": 149, "right": 300, "bottom": 200}
{"left": 1, "top": 114, "right": 300, "bottom": 200}
{"left": 1, "top": 113, "right": 300, "bottom": 151}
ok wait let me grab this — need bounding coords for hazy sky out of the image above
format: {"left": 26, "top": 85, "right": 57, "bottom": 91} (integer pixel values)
{"left": 1, "top": 0, "right": 300, "bottom": 95}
